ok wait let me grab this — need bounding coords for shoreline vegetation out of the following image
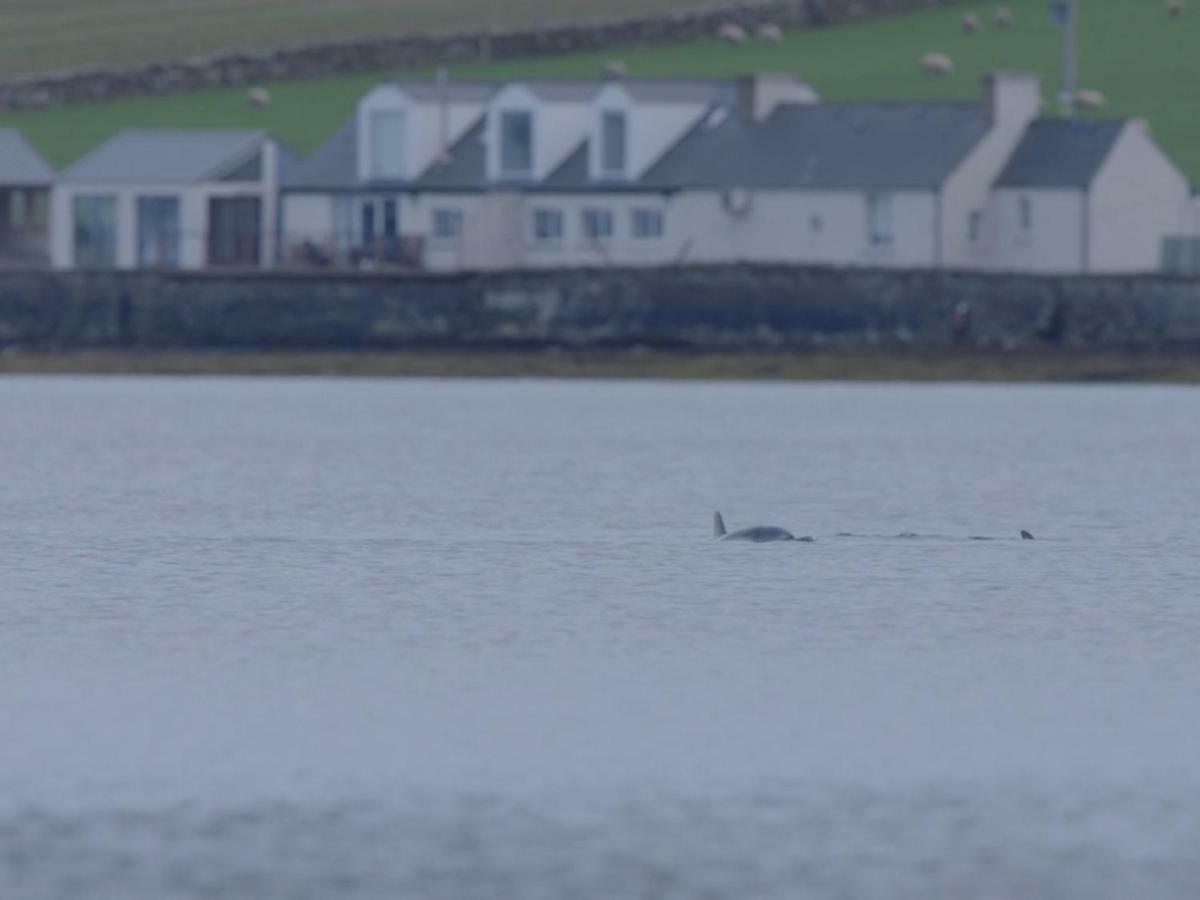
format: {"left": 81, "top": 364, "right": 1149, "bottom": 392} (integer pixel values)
{"left": 4, "top": 348, "right": 1200, "bottom": 382}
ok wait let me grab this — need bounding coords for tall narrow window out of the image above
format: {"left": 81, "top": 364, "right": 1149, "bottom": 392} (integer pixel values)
{"left": 867, "top": 194, "right": 893, "bottom": 247}
{"left": 500, "top": 110, "right": 534, "bottom": 177}
{"left": 968, "top": 210, "right": 983, "bottom": 244}
{"left": 136, "top": 195, "right": 181, "bottom": 268}
{"left": 72, "top": 194, "right": 118, "bottom": 268}
{"left": 370, "top": 110, "right": 406, "bottom": 179}
{"left": 600, "top": 111, "right": 627, "bottom": 177}
{"left": 1018, "top": 195, "right": 1033, "bottom": 233}
{"left": 432, "top": 208, "right": 464, "bottom": 241}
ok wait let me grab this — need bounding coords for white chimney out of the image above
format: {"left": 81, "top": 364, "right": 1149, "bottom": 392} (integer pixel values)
{"left": 736, "top": 73, "right": 820, "bottom": 122}
{"left": 983, "top": 71, "right": 1042, "bottom": 126}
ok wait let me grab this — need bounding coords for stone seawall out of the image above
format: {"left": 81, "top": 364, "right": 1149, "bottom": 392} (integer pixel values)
{"left": 1, "top": 266, "right": 1199, "bottom": 352}
{"left": 0, "top": 0, "right": 960, "bottom": 111}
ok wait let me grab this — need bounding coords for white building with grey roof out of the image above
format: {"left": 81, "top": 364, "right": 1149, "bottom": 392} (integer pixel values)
{"left": 272, "top": 71, "right": 1196, "bottom": 276}
{"left": 0, "top": 128, "right": 54, "bottom": 266}
{"left": 50, "top": 129, "right": 291, "bottom": 271}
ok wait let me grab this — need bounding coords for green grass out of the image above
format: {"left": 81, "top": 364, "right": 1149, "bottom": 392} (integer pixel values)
{"left": 0, "top": 0, "right": 693, "bottom": 76}
{"left": 2, "top": 0, "right": 1198, "bottom": 179}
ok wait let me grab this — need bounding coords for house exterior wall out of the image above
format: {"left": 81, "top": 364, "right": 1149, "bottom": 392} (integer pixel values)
{"left": 987, "top": 188, "right": 1084, "bottom": 273}
{"left": 51, "top": 141, "right": 279, "bottom": 271}
{"left": 940, "top": 72, "right": 1041, "bottom": 270}
{"left": 665, "top": 189, "right": 938, "bottom": 267}
{"left": 1089, "top": 124, "right": 1192, "bottom": 273}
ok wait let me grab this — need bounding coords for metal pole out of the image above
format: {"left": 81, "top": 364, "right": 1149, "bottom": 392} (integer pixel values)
{"left": 1060, "top": 0, "right": 1078, "bottom": 117}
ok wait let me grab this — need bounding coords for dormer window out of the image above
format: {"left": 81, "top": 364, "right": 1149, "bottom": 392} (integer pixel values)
{"left": 499, "top": 110, "right": 534, "bottom": 177}
{"left": 600, "top": 110, "right": 627, "bottom": 177}
{"left": 369, "top": 110, "right": 406, "bottom": 179}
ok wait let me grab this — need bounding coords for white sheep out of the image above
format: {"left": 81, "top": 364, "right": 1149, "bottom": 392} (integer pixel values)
{"left": 961, "top": 12, "right": 981, "bottom": 33}
{"left": 717, "top": 22, "right": 748, "bottom": 45}
{"left": 1075, "top": 89, "right": 1106, "bottom": 109}
{"left": 757, "top": 23, "right": 784, "bottom": 44}
{"left": 920, "top": 53, "right": 955, "bottom": 76}
{"left": 993, "top": 6, "right": 1014, "bottom": 27}
{"left": 602, "top": 59, "right": 627, "bottom": 78}
{"left": 247, "top": 86, "right": 271, "bottom": 108}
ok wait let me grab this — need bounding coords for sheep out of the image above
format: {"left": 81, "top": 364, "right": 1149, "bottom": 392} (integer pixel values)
{"left": 757, "top": 23, "right": 784, "bottom": 44}
{"left": 920, "top": 52, "right": 955, "bottom": 76}
{"left": 717, "top": 22, "right": 748, "bottom": 45}
{"left": 1167, "top": 0, "right": 1183, "bottom": 16}
{"left": 1075, "top": 89, "right": 1107, "bottom": 109}
{"left": 247, "top": 86, "right": 271, "bottom": 108}
{"left": 602, "top": 59, "right": 627, "bottom": 78}
{"left": 993, "top": 6, "right": 1014, "bottom": 27}
{"left": 961, "top": 12, "right": 981, "bottom": 33}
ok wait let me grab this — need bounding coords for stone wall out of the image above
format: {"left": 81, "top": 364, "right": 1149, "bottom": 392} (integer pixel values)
{"left": 0, "top": 0, "right": 961, "bottom": 111}
{"left": 1, "top": 265, "right": 1199, "bottom": 351}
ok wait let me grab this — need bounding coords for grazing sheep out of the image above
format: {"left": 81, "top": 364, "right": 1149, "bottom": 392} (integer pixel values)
{"left": 1167, "top": 0, "right": 1183, "bottom": 16}
{"left": 993, "top": 6, "right": 1014, "bottom": 27}
{"left": 247, "top": 86, "right": 271, "bottom": 108}
{"left": 920, "top": 52, "right": 955, "bottom": 76}
{"left": 961, "top": 12, "right": 981, "bottom": 33}
{"left": 757, "top": 23, "right": 784, "bottom": 44}
{"left": 602, "top": 59, "right": 627, "bottom": 78}
{"left": 717, "top": 22, "right": 748, "bottom": 45}
{"left": 1075, "top": 89, "right": 1106, "bottom": 109}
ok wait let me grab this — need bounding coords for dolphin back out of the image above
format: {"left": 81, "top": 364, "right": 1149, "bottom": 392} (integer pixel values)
{"left": 714, "top": 511, "right": 727, "bottom": 539}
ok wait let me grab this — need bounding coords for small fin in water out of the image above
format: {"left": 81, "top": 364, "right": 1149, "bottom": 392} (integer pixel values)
{"left": 713, "top": 511, "right": 727, "bottom": 539}
{"left": 1020, "top": 530, "right": 1035, "bottom": 540}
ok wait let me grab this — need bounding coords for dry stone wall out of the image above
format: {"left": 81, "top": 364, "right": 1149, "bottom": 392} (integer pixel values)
{"left": 0, "top": 0, "right": 962, "bottom": 111}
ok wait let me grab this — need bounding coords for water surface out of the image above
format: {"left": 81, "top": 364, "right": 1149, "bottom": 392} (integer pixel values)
{"left": 3, "top": 378, "right": 1199, "bottom": 898}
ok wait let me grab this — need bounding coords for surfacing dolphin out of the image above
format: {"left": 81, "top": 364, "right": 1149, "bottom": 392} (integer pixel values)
{"left": 714, "top": 511, "right": 814, "bottom": 543}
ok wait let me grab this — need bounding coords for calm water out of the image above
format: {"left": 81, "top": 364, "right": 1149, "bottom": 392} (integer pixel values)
{"left": 3, "top": 377, "right": 1199, "bottom": 899}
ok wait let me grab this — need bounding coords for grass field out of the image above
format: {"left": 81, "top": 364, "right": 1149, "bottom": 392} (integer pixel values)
{"left": 0, "top": 0, "right": 692, "bottom": 76}
{"left": 1, "top": 0, "right": 1198, "bottom": 179}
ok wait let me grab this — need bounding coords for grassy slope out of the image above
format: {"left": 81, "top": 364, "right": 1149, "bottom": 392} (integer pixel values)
{"left": 0, "top": 0, "right": 692, "bottom": 76}
{"left": 1, "top": 0, "right": 1197, "bottom": 180}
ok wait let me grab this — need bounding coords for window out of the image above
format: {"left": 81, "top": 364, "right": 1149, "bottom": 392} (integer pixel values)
{"left": 207, "top": 196, "right": 262, "bottom": 266}
{"left": 136, "top": 195, "right": 181, "bottom": 268}
{"left": 867, "top": 194, "right": 893, "bottom": 247}
{"left": 582, "top": 208, "right": 614, "bottom": 241}
{"left": 500, "top": 110, "right": 534, "bottom": 176}
{"left": 810, "top": 214, "right": 823, "bottom": 234}
{"left": 333, "top": 196, "right": 355, "bottom": 256}
{"left": 432, "top": 208, "right": 464, "bottom": 241}
{"left": 632, "top": 208, "right": 663, "bottom": 239}
{"left": 968, "top": 210, "right": 983, "bottom": 244}
{"left": 600, "top": 110, "right": 627, "bottom": 177}
{"left": 370, "top": 110, "right": 406, "bottom": 179}
{"left": 531, "top": 208, "right": 563, "bottom": 244}
{"left": 72, "top": 194, "right": 118, "bottom": 268}
{"left": 1018, "top": 195, "right": 1033, "bottom": 232}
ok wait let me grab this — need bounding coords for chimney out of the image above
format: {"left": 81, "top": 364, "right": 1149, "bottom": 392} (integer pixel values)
{"left": 735, "top": 72, "right": 820, "bottom": 122}
{"left": 982, "top": 71, "right": 1041, "bottom": 126}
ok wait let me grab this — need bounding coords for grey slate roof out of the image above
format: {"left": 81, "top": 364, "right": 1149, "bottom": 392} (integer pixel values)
{"left": 60, "top": 129, "right": 270, "bottom": 183}
{"left": 994, "top": 119, "right": 1126, "bottom": 188}
{"left": 0, "top": 129, "right": 54, "bottom": 185}
{"left": 285, "top": 117, "right": 357, "bottom": 191}
{"left": 641, "top": 101, "right": 992, "bottom": 190}
{"left": 416, "top": 119, "right": 487, "bottom": 190}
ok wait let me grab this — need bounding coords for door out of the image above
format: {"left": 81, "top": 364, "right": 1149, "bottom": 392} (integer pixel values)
{"left": 207, "top": 196, "right": 262, "bottom": 267}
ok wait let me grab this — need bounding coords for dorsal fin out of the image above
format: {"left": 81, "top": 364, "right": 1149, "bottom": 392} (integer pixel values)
{"left": 713, "top": 511, "right": 727, "bottom": 538}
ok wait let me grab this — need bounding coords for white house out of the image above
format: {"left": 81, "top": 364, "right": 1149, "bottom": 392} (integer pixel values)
{"left": 51, "top": 129, "right": 288, "bottom": 270}
{"left": 0, "top": 128, "right": 54, "bottom": 266}
{"left": 987, "top": 118, "right": 1194, "bottom": 273}
{"left": 276, "top": 71, "right": 1195, "bottom": 276}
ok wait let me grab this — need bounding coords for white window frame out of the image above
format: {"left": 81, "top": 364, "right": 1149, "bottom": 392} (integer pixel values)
{"left": 530, "top": 208, "right": 564, "bottom": 245}
{"left": 431, "top": 208, "right": 464, "bottom": 242}
{"left": 582, "top": 208, "right": 615, "bottom": 242}
{"left": 499, "top": 109, "right": 535, "bottom": 179}
{"left": 369, "top": 110, "right": 407, "bottom": 180}
{"left": 599, "top": 110, "right": 628, "bottom": 178}
{"left": 631, "top": 208, "right": 664, "bottom": 240}
{"left": 867, "top": 193, "right": 894, "bottom": 248}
